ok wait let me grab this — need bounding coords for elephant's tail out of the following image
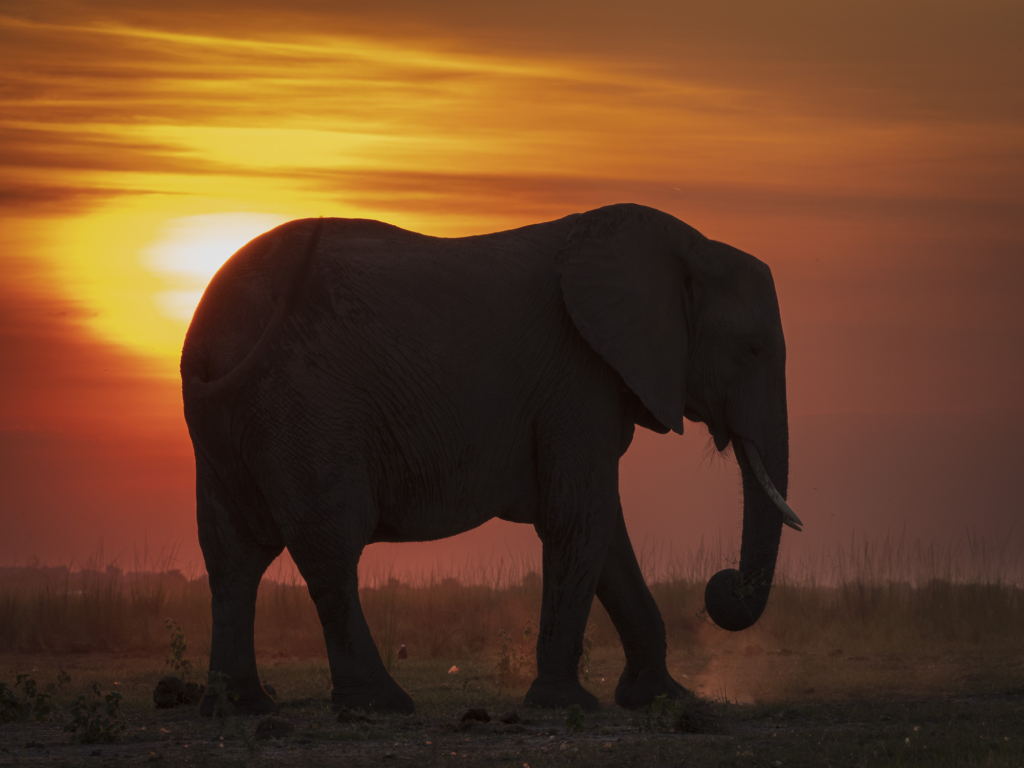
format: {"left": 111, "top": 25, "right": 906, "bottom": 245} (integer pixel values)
{"left": 182, "top": 217, "right": 326, "bottom": 399}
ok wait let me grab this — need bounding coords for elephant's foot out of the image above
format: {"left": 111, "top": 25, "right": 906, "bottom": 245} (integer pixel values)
{"left": 199, "top": 678, "right": 278, "bottom": 717}
{"left": 524, "top": 678, "right": 599, "bottom": 711}
{"left": 614, "top": 665, "right": 691, "bottom": 709}
{"left": 331, "top": 677, "right": 415, "bottom": 715}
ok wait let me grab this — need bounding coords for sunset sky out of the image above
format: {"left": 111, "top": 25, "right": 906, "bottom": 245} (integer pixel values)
{"left": 2, "top": 0, "right": 1022, "bottom": 578}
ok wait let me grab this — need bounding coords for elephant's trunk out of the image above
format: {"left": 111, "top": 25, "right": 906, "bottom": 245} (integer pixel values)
{"left": 704, "top": 430, "right": 792, "bottom": 631}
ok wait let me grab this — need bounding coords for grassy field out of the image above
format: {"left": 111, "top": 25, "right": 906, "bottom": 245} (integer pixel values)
{"left": 1, "top": 539, "right": 1022, "bottom": 766}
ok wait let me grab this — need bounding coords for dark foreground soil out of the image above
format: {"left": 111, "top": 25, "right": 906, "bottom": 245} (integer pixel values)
{"left": 2, "top": 650, "right": 1022, "bottom": 767}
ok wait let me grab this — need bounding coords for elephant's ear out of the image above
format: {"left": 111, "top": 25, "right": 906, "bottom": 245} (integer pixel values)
{"left": 557, "top": 204, "right": 699, "bottom": 435}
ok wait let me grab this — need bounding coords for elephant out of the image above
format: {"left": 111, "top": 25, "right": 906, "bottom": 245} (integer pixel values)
{"left": 180, "top": 203, "right": 802, "bottom": 716}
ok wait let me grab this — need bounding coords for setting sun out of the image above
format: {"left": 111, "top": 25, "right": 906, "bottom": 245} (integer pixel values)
{"left": 143, "top": 212, "right": 290, "bottom": 320}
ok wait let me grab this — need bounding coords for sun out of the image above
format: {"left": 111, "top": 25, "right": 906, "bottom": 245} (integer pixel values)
{"left": 44, "top": 200, "right": 295, "bottom": 374}
{"left": 143, "top": 212, "right": 291, "bottom": 321}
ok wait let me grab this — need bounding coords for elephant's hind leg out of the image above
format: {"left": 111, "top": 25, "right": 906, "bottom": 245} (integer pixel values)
{"left": 596, "top": 509, "right": 691, "bottom": 708}
{"left": 196, "top": 476, "right": 283, "bottom": 716}
{"left": 281, "top": 488, "right": 414, "bottom": 715}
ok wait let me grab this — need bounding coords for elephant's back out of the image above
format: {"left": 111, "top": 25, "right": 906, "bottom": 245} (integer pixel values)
{"left": 181, "top": 213, "right": 578, "bottom": 405}
{"left": 304, "top": 214, "right": 576, "bottom": 337}
{"left": 180, "top": 218, "right": 416, "bottom": 387}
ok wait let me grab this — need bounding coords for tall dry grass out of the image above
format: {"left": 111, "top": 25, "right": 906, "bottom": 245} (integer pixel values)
{"left": 1, "top": 535, "right": 1021, "bottom": 663}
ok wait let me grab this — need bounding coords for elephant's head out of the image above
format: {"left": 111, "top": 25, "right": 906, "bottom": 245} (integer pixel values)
{"left": 557, "top": 203, "right": 802, "bottom": 632}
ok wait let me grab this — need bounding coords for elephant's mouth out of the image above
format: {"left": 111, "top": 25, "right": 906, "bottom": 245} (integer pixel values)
{"left": 683, "top": 404, "right": 730, "bottom": 450}
{"left": 710, "top": 429, "right": 731, "bottom": 452}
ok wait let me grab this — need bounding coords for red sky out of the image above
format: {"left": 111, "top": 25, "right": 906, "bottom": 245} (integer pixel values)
{"left": 1, "top": 0, "right": 1022, "bottom": 580}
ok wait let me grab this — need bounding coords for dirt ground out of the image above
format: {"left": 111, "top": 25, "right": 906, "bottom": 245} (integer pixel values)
{"left": 2, "top": 645, "right": 1023, "bottom": 767}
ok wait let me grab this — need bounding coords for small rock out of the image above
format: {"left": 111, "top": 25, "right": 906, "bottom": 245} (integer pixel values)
{"left": 397, "top": 644, "right": 408, "bottom": 660}
{"left": 499, "top": 711, "right": 519, "bottom": 724}
{"left": 153, "top": 677, "right": 204, "bottom": 708}
{"left": 461, "top": 708, "right": 490, "bottom": 723}
{"left": 90, "top": 749, "right": 102, "bottom": 756}
{"left": 153, "top": 677, "right": 185, "bottom": 709}
{"left": 254, "top": 717, "right": 295, "bottom": 741}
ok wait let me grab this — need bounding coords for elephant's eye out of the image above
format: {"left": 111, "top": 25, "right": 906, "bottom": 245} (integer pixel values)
{"left": 748, "top": 340, "right": 763, "bottom": 357}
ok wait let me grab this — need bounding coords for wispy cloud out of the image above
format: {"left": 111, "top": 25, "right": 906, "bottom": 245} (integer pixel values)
{"left": 6, "top": 7, "right": 1018, "bottom": 222}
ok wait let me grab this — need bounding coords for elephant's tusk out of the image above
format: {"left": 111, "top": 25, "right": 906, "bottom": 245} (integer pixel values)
{"left": 740, "top": 438, "right": 803, "bottom": 532}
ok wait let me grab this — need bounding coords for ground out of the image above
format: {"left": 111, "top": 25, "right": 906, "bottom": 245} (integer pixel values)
{"left": 2, "top": 644, "right": 1023, "bottom": 767}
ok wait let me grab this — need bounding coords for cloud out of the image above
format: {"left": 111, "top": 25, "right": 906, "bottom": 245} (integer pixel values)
{"left": 3, "top": 4, "right": 1020, "bottom": 226}
{"left": 0, "top": 183, "right": 137, "bottom": 214}
{"left": 0, "top": 124, "right": 264, "bottom": 176}
{"left": 5, "top": 0, "right": 1021, "bottom": 124}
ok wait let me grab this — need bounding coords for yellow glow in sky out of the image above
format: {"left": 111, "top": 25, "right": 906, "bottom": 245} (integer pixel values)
{"left": 143, "top": 212, "right": 290, "bottom": 320}
{"left": 43, "top": 199, "right": 307, "bottom": 365}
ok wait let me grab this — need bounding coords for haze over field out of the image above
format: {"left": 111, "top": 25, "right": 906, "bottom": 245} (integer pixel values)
{"left": 1, "top": 0, "right": 1022, "bottom": 576}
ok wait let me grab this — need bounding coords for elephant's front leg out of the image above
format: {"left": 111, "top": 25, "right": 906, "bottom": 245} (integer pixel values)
{"left": 596, "top": 508, "right": 691, "bottom": 708}
{"left": 524, "top": 461, "right": 618, "bottom": 711}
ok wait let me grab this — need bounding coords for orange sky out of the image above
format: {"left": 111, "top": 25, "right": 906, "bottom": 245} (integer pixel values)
{"left": 1, "top": 0, "right": 1022, "bottom": 577}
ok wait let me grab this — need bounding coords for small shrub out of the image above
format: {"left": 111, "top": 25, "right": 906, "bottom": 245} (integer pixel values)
{"left": 0, "top": 675, "right": 52, "bottom": 723}
{"left": 64, "top": 683, "right": 126, "bottom": 743}
{"left": 495, "top": 618, "right": 538, "bottom": 691}
{"left": 564, "top": 704, "right": 586, "bottom": 733}
{"left": 164, "top": 619, "right": 193, "bottom": 681}
{"left": 651, "top": 694, "right": 685, "bottom": 728}
{"left": 634, "top": 694, "right": 685, "bottom": 732}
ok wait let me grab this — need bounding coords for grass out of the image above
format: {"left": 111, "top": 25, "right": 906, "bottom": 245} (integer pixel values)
{"left": 1, "top": 535, "right": 1022, "bottom": 765}
{"left": 2, "top": 537, "right": 1022, "bottom": 662}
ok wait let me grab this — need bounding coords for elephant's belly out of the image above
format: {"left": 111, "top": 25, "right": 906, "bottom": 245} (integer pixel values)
{"left": 369, "top": 482, "right": 538, "bottom": 544}
{"left": 368, "top": 507, "right": 527, "bottom": 543}
{"left": 365, "top": 423, "right": 542, "bottom": 543}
